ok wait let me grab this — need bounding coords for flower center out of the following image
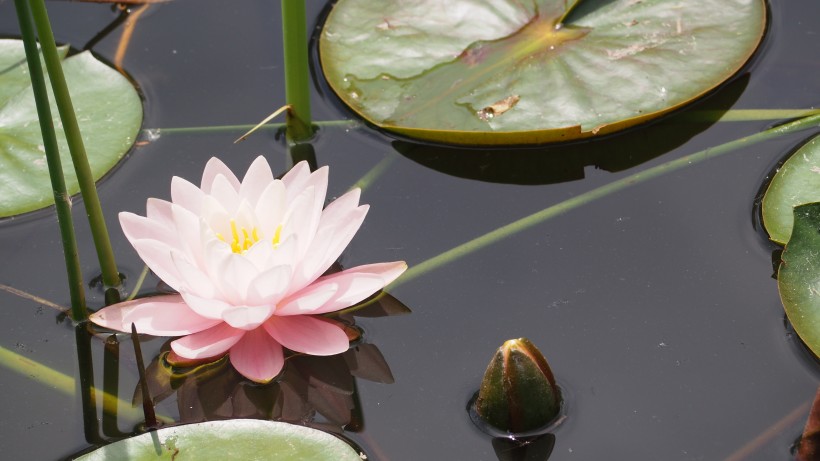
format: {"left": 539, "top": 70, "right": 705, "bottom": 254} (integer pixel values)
{"left": 216, "top": 219, "right": 282, "bottom": 254}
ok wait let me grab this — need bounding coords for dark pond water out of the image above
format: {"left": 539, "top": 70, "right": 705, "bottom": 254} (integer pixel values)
{"left": 1, "top": 0, "right": 820, "bottom": 459}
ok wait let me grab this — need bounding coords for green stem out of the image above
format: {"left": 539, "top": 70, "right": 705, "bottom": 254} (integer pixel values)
{"left": 393, "top": 113, "right": 820, "bottom": 289}
{"left": 14, "top": 0, "right": 86, "bottom": 319}
{"left": 145, "top": 119, "right": 358, "bottom": 136}
{"left": 29, "top": 0, "right": 121, "bottom": 291}
{"left": 281, "top": 0, "right": 313, "bottom": 141}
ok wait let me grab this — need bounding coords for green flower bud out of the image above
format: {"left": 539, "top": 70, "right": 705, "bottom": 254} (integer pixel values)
{"left": 474, "top": 338, "right": 561, "bottom": 433}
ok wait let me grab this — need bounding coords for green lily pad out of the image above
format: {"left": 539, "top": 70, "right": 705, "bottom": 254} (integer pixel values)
{"left": 777, "top": 202, "right": 820, "bottom": 359}
{"left": 320, "top": 0, "right": 766, "bottom": 145}
{"left": 0, "top": 39, "right": 142, "bottom": 218}
{"left": 762, "top": 135, "right": 820, "bottom": 245}
{"left": 74, "top": 420, "right": 363, "bottom": 460}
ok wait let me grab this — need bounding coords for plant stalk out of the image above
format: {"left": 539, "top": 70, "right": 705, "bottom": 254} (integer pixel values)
{"left": 13, "top": 0, "right": 86, "bottom": 319}
{"left": 29, "top": 0, "right": 122, "bottom": 291}
{"left": 393, "top": 113, "right": 820, "bottom": 288}
{"left": 281, "top": 0, "right": 313, "bottom": 141}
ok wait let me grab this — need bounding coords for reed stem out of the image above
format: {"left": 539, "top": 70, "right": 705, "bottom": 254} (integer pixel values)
{"left": 281, "top": 0, "right": 313, "bottom": 141}
{"left": 13, "top": 0, "right": 86, "bottom": 319}
{"left": 29, "top": 0, "right": 122, "bottom": 291}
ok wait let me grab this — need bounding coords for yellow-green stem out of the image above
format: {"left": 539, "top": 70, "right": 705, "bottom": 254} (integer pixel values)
{"left": 392, "top": 113, "right": 820, "bottom": 288}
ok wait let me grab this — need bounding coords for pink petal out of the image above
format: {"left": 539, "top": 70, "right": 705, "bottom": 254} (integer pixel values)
{"left": 239, "top": 156, "right": 274, "bottom": 205}
{"left": 90, "top": 294, "right": 221, "bottom": 336}
{"left": 280, "top": 186, "right": 318, "bottom": 258}
{"left": 170, "top": 176, "right": 205, "bottom": 214}
{"left": 283, "top": 261, "right": 408, "bottom": 315}
{"left": 170, "top": 204, "right": 205, "bottom": 266}
{"left": 222, "top": 304, "right": 276, "bottom": 330}
{"left": 229, "top": 328, "right": 285, "bottom": 383}
{"left": 274, "top": 281, "right": 338, "bottom": 316}
{"left": 201, "top": 157, "right": 240, "bottom": 194}
{"left": 170, "top": 323, "right": 245, "bottom": 359}
{"left": 264, "top": 315, "right": 349, "bottom": 356}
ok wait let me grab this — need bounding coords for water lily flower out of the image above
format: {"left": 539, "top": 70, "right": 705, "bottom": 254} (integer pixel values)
{"left": 91, "top": 157, "right": 406, "bottom": 383}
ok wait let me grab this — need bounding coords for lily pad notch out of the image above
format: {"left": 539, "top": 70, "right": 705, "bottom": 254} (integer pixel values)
{"left": 320, "top": 0, "right": 767, "bottom": 145}
{"left": 0, "top": 39, "right": 143, "bottom": 218}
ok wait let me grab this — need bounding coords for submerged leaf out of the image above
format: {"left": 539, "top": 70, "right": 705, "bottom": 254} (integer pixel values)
{"left": 73, "top": 420, "right": 362, "bottom": 460}
{"left": 762, "top": 135, "right": 820, "bottom": 245}
{"left": 0, "top": 39, "right": 142, "bottom": 217}
{"left": 320, "top": 0, "right": 766, "bottom": 145}
{"left": 777, "top": 203, "right": 820, "bottom": 358}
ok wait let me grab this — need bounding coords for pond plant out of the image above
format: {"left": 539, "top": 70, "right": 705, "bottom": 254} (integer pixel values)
{"left": 2, "top": 0, "right": 820, "bottom": 459}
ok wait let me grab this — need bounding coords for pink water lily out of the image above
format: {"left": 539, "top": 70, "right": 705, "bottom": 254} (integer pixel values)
{"left": 91, "top": 157, "right": 406, "bottom": 383}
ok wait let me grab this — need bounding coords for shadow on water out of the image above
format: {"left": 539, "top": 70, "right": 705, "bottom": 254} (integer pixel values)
{"left": 390, "top": 75, "right": 749, "bottom": 185}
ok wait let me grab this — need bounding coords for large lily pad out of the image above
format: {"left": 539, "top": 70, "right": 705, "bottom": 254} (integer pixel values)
{"left": 777, "top": 203, "right": 820, "bottom": 359}
{"left": 762, "top": 135, "right": 820, "bottom": 245}
{"left": 74, "top": 420, "right": 363, "bottom": 460}
{"left": 0, "top": 39, "right": 142, "bottom": 218}
{"left": 320, "top": 0, "right": 766, "bottom": 145}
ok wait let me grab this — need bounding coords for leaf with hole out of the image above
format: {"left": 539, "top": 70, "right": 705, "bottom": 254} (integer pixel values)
{"left": 320, "top": 0, "right": 766, "bottom": 145}
{"left": 0, "top": 39, "right": 142, "bottom": 218}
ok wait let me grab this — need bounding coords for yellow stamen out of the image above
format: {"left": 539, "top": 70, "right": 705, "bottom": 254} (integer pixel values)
{"left": 272, "top": 225, "right": 283, "bottom": 248}
{"left": 222, "top": 219, "right": 262, "bottom": 254}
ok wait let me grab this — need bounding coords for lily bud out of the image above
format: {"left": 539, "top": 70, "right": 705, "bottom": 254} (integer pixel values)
{"left": 475, "top": 338, "right": 561, "bottom": 433}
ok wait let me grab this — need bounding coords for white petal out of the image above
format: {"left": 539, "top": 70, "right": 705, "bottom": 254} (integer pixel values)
{"left": 171, "top": 204, "right": 206, "bottom": 266}
{"left": 129, "top": 239, "right": 185, "bottom": 291}
{"left": 172, "top": 253, "right": 216, "bottom": 299}
{"left": 222, "top": 304, "right": 276, "bottom": 330}
{"left": 145, "top": 198, "right": 175, "bottom": 228}
{"left": 254, "top": 180, "right": 287, "bottom": 238}
{"left": 291, "top": 205, "right": 368, "bottom": 291}
{"left": 170, "top": 176, "right": 205, "bottom": 214}
{"left": 210, "top": 174, "right": 241, "bottom": 216}
{"left": 181, "top": 292, "right": 232, "bottom": 319}
{"left": 239, "top": 156, "right": 274, "bottom": 205}
{"left": 274, "top": 281, "right": 338, "bottom": 316}
{"left": 280, "top": 161, "right": 311, "bottom": 202}
{"left": 245, "top": 265, "right": 292, "bottom": 305}
{"left": 201, "top": 157, "right": 240, "bottom": 193}
{"left": 119, "top": 212, "right": 177, "bottom": 247}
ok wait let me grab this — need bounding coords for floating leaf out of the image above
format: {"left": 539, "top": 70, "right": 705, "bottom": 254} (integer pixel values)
{"left": 762, "top": 135, "right": 820, "bottom": 244}
{"left": 73, "top": 420, "right": 362, "bottom": 460}
{"left": 320, "top": 0, "right": 766, "bottom": 145}
{"left": 0, "top": 39, "right": 142, "bottom": 217}
{"left": 777, "top": 203, "right": 820, "bottom": 358}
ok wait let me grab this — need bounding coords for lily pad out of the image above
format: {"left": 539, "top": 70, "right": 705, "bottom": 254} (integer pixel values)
{"left": 762, "top": 135, "right": 820, "bottom": 245}
{"left": 73, "top": 420, "right": 363, "bottom": 460}
{"left": 777, "top": 203, "right": 820, "bottom": 359}
{"left": 0, "top": 39, "right": 142, "bottom": 218}
{"left": 320, "top": 0, "right": 766, "bottom": 145}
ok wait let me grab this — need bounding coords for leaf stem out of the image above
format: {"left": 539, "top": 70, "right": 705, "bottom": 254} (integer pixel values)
{"left": 28, "top": 0, "right": 122, "bottom": 292}
{"left": 392, "top": 113, "right": 820, "bottom": 288}
{"left": 281, "top": 0, "right": 313, "bottom": 141}
{"left": 13, "top": 0, "right": 86, "bottom": 319}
